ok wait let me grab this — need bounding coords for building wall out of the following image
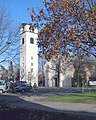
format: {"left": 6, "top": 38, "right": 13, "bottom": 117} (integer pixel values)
{"left": 61, "top": 64, "right": 75, "bottom": 87}
{"left": 44, "top": 56, "right": 74, "bottom": 87}
{"left": 20, "top": 23, "right": 38, "bottom": 86}
{"left": 44, "top": 58, "right": 96, "bottom": 88}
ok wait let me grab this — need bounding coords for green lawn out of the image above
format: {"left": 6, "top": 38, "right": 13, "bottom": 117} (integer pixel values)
{"left": 43, "top": 92, "right": 96, "bottom": 104}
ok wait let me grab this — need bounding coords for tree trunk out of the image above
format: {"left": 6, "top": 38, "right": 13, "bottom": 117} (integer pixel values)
{"left": 77, "top": 71, "right": 80, "bottom": 88}
{"left": 57, "top": 69, "right": 60, "bottom": 87}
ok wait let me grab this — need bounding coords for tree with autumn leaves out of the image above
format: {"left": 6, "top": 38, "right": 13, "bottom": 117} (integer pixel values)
{"left": 29, "top": 0, "right": 96, "bottom": 60}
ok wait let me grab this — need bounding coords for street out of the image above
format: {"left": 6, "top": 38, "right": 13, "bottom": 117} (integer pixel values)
{"left": 0, "top": 87, "right": 96, "bottom": 117}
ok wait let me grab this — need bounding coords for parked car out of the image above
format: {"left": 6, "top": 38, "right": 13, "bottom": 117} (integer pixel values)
{"left": 0, "top": 80, "right": 6, "bottom": 93}
{"left": 14, "top": 84, "right": 32, "bottom": 92}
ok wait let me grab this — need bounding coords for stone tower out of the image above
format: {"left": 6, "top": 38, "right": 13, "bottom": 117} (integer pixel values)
{"left": 20, "top": 23, "right": 38, "bottom": 86}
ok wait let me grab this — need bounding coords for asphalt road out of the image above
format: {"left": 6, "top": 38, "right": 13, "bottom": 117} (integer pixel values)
{"left": 0, "top": 87, "right": 96, "bottom": 119}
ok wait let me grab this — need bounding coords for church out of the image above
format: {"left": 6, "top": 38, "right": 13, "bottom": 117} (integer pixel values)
{"left": 19, "top": 23, "right": 74, "bottom": 87}
{"left": 20, "top": 23, "right": 38, "bottom": 86}
{"left": 44, "top": 55, "right": 75, "bottom": 87}
{"left": 20, "top": 23, "right": 95, "bottom": 88}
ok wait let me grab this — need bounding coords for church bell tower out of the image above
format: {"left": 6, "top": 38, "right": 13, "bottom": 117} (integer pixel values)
{"left": 20, "top": 23, "right": 38, "bottom": 86}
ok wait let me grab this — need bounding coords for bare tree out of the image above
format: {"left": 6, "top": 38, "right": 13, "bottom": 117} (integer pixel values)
{"left": 8, "top": 61, "right": 14, "bottom": 81}
{"left": 0, "top": 65, "right": 8, "bottom": 80}
{"left": 14, "top": 67, "right": 20, "bottom": 81}
{"left": 0, "top": 6, "right": 19, "bottom": 64}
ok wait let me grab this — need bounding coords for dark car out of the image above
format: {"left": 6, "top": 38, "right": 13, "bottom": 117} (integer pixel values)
{"left": 14, "top": 84, "right": 32, "bottom": 92}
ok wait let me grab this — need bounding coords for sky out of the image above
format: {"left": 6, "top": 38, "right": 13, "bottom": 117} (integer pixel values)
{"left": 0, "top": 0, "right": 43, "bottom": 25}
{"left": 0, "top": 0, "right": 44, "bottom": 67}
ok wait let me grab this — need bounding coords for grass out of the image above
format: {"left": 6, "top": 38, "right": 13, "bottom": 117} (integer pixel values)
{"left": 43, "top": 92, "right": 96, "bottom": 104}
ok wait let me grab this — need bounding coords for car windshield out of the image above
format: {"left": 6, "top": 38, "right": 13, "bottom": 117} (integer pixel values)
{"left": 0, "top": 80, "right": 5, "bottom": 85}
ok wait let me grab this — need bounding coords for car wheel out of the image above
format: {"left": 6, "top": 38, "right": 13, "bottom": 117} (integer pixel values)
{"left": 0, "top": 89, "right": 3, "bottom": 93}
{"left": 22, "top": 90, "right": 25, "bottom": 92}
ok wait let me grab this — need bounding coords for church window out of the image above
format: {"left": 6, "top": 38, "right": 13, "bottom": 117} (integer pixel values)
{"left": 30, "top": 38, "right": 34, "bottom": 44}
{"left": 22, "top": 63, "right": 24, "bottom": 67}
{"left": 31, "top": 68, "right": 33, "bottom": 72}
{"left": 29, "top": 25, "right": 34, "bottom": 33}
{"left": 31, "top": 63, "right": 33, "bottom": 66}
{"left": 31, "top": 56, "right": 33, "bottom": 60}
{"left": 22, "top": 38, "right": 24, "bottom": 44}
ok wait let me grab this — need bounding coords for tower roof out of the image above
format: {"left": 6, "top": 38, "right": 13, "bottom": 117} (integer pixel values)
{"left": 20, "top": 23, "right": 32, "bottom": 28}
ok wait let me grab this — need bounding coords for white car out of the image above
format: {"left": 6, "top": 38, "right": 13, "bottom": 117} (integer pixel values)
{"left": 0, "top": 80, "right": 6, "bottom": 93}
